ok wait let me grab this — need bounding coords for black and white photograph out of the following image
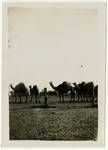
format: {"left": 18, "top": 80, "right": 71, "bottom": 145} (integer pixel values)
{"left": 1, "top": 2, "right": 106, "bottom": 148}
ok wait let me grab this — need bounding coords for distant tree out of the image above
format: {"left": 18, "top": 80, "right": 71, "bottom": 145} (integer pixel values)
{"left": 47, "top": 90, "right": 57, "bottom": 96}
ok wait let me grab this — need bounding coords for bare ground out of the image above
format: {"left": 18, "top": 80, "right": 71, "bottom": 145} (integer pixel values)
{"left": 9, "top": 96, "right": 98, "bottom": 140}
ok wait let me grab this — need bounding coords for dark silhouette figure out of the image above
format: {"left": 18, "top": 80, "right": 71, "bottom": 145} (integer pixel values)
{"left": 29, "top": 85, "right": 33, "bottom": 98}
{"left": 44, "top": 88, "right": 48, "bottom": 107}
{"left": 29, "top": 85, "right": 40, "bottom": 103}
{"left": 49, "top": 81, "right": 75, "bottom": 102}
{"left": 10, "top": 82, "right": 29, "bottom": 103}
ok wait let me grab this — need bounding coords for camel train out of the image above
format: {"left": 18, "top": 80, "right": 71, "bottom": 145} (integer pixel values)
{"left": 9, "top": 81, "right": 98, "bottom": 106}
{"left": 49, "top": 81, "right": 97, "bottom": 106}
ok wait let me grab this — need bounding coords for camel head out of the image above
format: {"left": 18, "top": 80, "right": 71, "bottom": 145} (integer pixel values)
{"left": 63, "top": 81, "right": 72, "bottom": 87}
{"left": 10, "top": 83, "right": 12, "bottom": 87}
{"left": 72, "top": 82, "right": 77, "bottom": 86}
{"left": 49, "top": 81, "right": 53, "bottom": 87}
{"left": 49, "top": 81, "right": 56, "bottom": 90}
{"left": 49, "top": 81, "right": 53, "bottom": 85}
{"left": 29, "top": 85, "right": 32, "bottom": 88}
{"left": 72, "top": 82, "right": 80, "bottom": 90}
{"left": 10, "top": 84, "right": 15, "bottom": 91}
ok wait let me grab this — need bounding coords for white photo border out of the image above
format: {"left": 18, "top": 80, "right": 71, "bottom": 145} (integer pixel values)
{"left": 1, "top": 1, "right": 106, "bottom": 148}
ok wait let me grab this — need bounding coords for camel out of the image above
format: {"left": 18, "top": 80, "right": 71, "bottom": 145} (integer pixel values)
{"left": 73, "top": 81, "right": 95, "bottom": 106}
{"left": 73, "top": 82, "right": 86, "bottom": 101}
{"left": 10, "top": 83, "right": 29, "bottom": 103}
{"left": 49, "top": 81, "right": 75, "bottom": 102}
{"left": 29, "top": 85, "right": 40, "bottom": 103}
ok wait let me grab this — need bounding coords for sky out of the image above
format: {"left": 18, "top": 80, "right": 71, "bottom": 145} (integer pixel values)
{"left": 8, "top": 7, "right": 99, "bottom": 90}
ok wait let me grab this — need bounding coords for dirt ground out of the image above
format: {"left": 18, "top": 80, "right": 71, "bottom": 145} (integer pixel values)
{"left": 9, "top": 96, "right": 98, "bottom": 140}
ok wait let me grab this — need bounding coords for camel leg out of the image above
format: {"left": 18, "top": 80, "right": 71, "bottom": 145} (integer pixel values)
{"left": 30, "top": 95, "right": 33, "bottom": 102}
{"left": 76, "top": 95, "right": 78, "bottom": 102}
{"left": 79, "top": 95, "right": 81, "bottom": 102}
{"left": 16, "top": 96, "right": 19, "bottom": 103}
{"left": 85, "top": 96, "right": 87, "bottom": 102}
{"left": 91, "top": 97, "right": 94, "bottom": 107}
{"left": 59, "top": 95, "right": 61, "bottom": 103}
{"left": 77, "top": 95, "right": 79, "bottom": 102}
{"left": 70, "top": 93, "right": 72, "bottom": 102}
{"left": 73, "top": 95, "right": 76, "bottom": 102}
{"left": 74, "top": 94, "right": 77, "bottom": 102}
{"left": 19, "top": 96, "right": 21, "bottom": 103}
{"left": 80, "top": 95, "right": 82, "bottom": 102}
{"left": 38, "top": 96, "right": 41, "bottom": 103}
{"left": 15, "top": 94, "right": 17, "bottom": 103}
{"left": 82, "top": 96, "right": 84, "bottom": 102}
{"left": 15, "top": 96, "right": 17, "bottom": 103}
{"left": 30, "top": 95, "right": 32, "bottom": 102}
{"left": 74, "top": 95, "right": 76, "bottom": 102}
{"left": 87, "top": 96, "right": 89, "bottom": 102}
{"left": 62, "top": 95, "right": 64, "bottom": 103}
{"left": 35, "top": 96, "right": 37, "bottom": 103}
{"left": 25, "top": 95, "right": 28, "bottom": 103}
{"left": 78, "top": 96, "right": 80, "bottom": 102}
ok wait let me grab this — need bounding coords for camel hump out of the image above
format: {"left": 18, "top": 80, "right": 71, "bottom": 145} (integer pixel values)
{"left": 63, "top": 81, "right": 71, "bottom": 87}
{"left": 84, "top": 81, "right": 94, "bottom": 88}
{"left": 33, "top": 85, "right": 38, "bottom": 90}
{"left": 16, "top": 82, "right": 26, "bottom": 89}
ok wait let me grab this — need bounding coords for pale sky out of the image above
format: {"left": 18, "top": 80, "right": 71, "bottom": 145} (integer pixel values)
{"left": 8, "top": 7, "right": 99, "bottom": 90}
